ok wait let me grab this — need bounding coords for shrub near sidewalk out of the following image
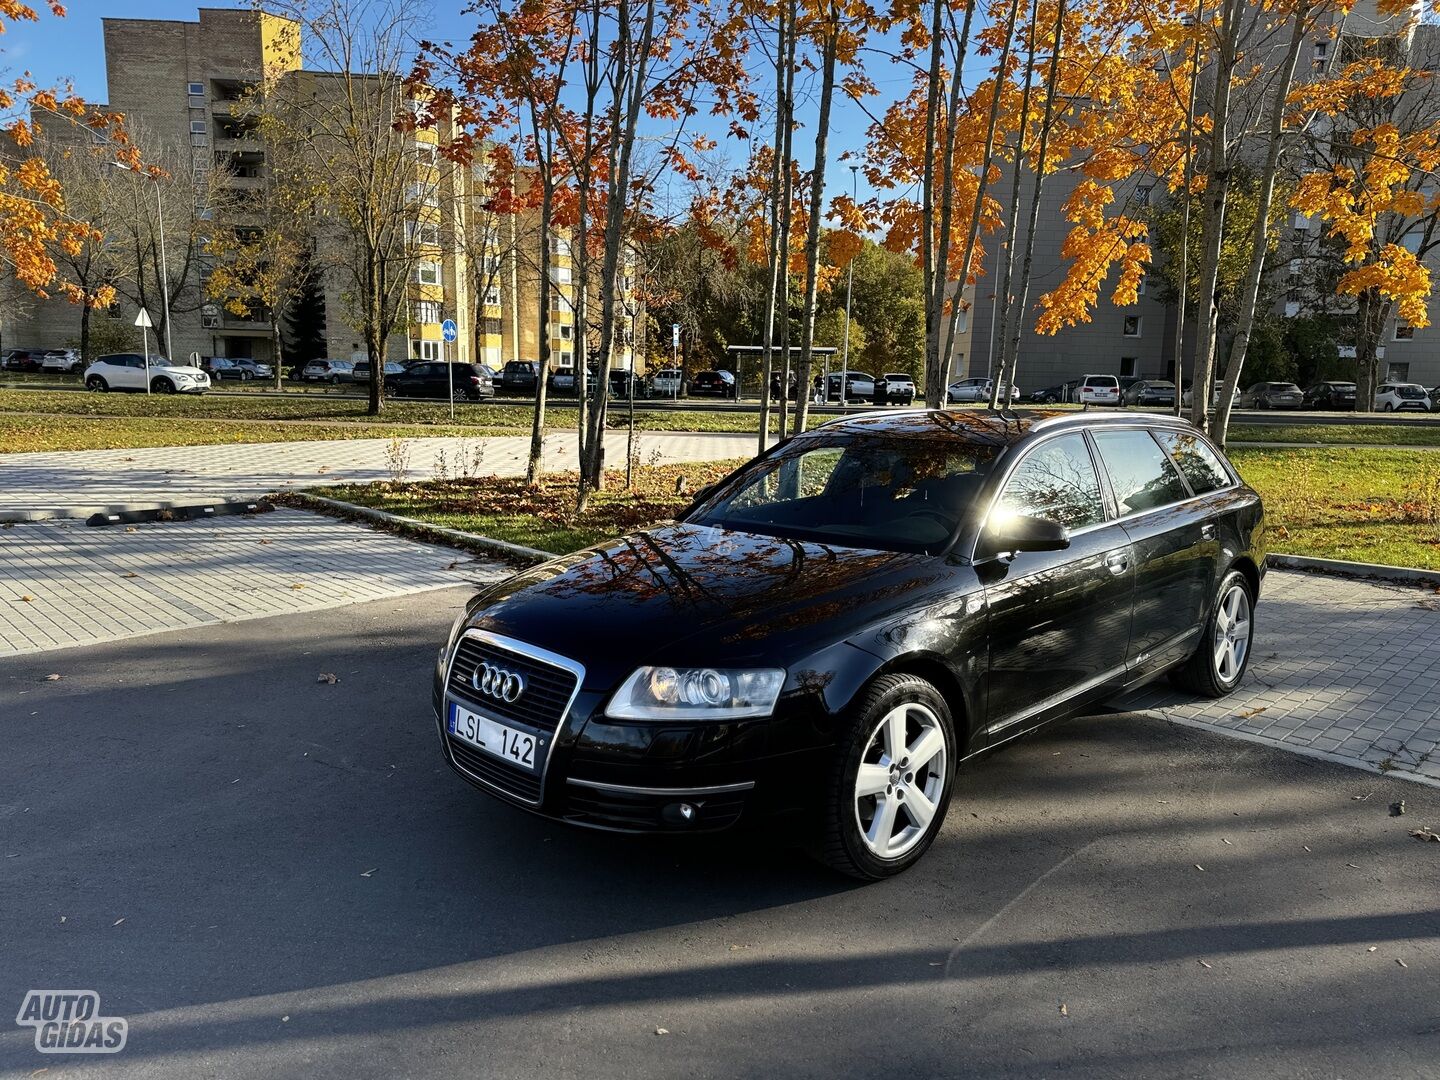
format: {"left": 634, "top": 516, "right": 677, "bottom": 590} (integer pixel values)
{"left": 325, "top": 460, "right": 747, "bottom": 554}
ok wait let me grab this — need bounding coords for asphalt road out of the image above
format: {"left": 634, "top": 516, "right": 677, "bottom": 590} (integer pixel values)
{"left": 2, "top": 588, "right": 1438, "bottom": 1079}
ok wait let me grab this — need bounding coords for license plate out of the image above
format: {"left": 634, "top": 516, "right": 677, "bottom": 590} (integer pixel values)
{"left": 447, "top": 703, "right": 540, "bottom": 772}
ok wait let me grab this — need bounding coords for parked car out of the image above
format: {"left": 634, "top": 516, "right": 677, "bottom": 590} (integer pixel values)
{"left": 608, "top": 369, "right": 639, "bottom": 399}
{"left": 204, "top": 357, "right": 275, "bottom": 382}
{"left": 1302, "top": 380, "right": 1356, "bottom": 410}
{"left": 1374, "top": 382, "right": 1432, "bottom": 413}
{"left": 301, "top": 359, "right": 357, "bottom": 385}
{"left": 386, "top": 361, "right": 495, "bottom": 401}
{"left": 1077, "top": 374, "right": 1121, "bottom": 406}
{"left": 1181, "top": 381, "right": 1233, "bottom": 408}
{"left": 2, "top": 348, "right": 43, "bottom": 372}
{"left": 1028, "top": 382, "right": 1070, "bottom": 404}
{"left": 352, "top": 360, "right": 407, "bottom": 383}
{"left": 38, "top": 349, "right": 83, "bottom": 374}
{"left": 824, "top": 371, "right": 878, "bottom": 404}
{"left": 650, "top": 368, "right": 684, "bottom": 397}
{"left": 83, "top": 354, "right": 211, "bottom": 394}
{"left": 877, "top": 372, "right": 916, "bottom": 406}
{"left": 434, "top": 410, "right": 1263, "bottom": 879}
{"left": 549, "top": 366, "right": 599, "bottom": 396}
{"left": 1238, "top": 381, "right": 1304, "bottom": 410}
{"left": 688, "top": 369, "right": 737, "bottom": 398}
{"left": 1123, "top": 379, "right": 1177, "bottom": 406}
{"left": 1432, "top": 386, "right": 1440, "bottom": 412}
{"left": 498, "top": 360, "right": 540, "bottom": 395}
{"left": 946, "top": 378, "right": 1018, "bottom": 404}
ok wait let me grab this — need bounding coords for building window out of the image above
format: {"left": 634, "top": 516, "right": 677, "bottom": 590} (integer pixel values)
{"left": 550, "top": 236, "right": 571, "bottom": 256}
{"left": 1136, "top": 184, "right": 1153, "bottom": 206}
{"left": 558, "top": 324, "right": 573, "bottom": 341}
{"left": 549, "top": 291, "right": 570, "bottom": 312}
{"left": 550, "top": 265, "right": 572, "bottom": 284}
{"left": 1313, "top": 39, "right": 1329, "bottom": 68}
{"left": 415, "top": 261, "right": 441, "bottom": 286}
{"left": 557, "top": 350, "right": 573, "bottom": 368}
{"left": 1120, "top": 356, "right": 1139, "bottom": 377}
{"left": 188, "top": 82, "right": 205, "bottom": 96}
{"left": 1387, "top": 362, "right": 1410, "bottom": 381}
{"left": 413, "top": 339, "right": 442, "bottom": 361}
{"left": 1395, "top": 324, "right": 1415, "bottom": 340}
{"left": 482, "top": 286, "right": 501, "bottom": 306}
{"left": 1136, "top": 277, "right": 1147, "bottom": 297}
{"left": 407, "top": 182, "right": 438, "bottom": 208}
{"left": 1123, "top": 315, "right": 1141, "bottom": 337}
{"left": 414, "top": 142, "right": 438, "bottom": 165}
{"left": 407, "top": 220, "right": 439, "bottom": 246}
{"left": 190, "top": 120, "right": 207, "bottom": 134}
{"left": 413, "top": 300, "right": 441, "bottom": 324}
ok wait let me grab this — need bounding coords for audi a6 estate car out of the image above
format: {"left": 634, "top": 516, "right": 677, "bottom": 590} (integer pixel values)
{"left": 434, "top": 410, "right": 1265, "bottom": 879}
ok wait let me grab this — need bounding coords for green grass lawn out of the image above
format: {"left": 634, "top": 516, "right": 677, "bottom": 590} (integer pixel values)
{"left": 323, "top": 447, "right": 1440, "bottom": 570}
{"left": 1228, "top": 424, "right": 1440, "bottom": 447}
{"left": 1228, "top": 447, "right": 1440, "bottom": 569}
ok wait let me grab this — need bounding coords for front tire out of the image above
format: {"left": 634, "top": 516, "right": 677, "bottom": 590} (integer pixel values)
{"left": 151, "top": 377, "right": 175, "bottom": 394}
{"left": 86, "top": 375, "right": 108, "bottom": 392}
{"left": 1170, "top": 569, "right": 1255, "bottom": 698}
{"left": 817, "top": 673, "right": 956, "bottom": 880}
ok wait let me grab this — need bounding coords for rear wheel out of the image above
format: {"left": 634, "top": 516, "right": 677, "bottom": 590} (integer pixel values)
{"left": 330, "top": 374, "right": 341, "bottom": 385}
{"left": 151, "top": 377, "right": 175, "bottom": 394}
{"left": 85, "top": 375, "right": 108, "bottom": 392}
{"left": 1170, "top": 569, "right": 1255, "bottom": 698}
{"left": 817, "top": 673, "right": 956, "bottom": 880}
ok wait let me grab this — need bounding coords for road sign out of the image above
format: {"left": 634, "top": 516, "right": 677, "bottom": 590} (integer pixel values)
{"left": 671, "top": 323, "right": 680, "bottom": 347}
{"left": 441, "top": 319, "right": 457, "bottom": 343}
{"left": 134, "top": 309, "right": 153, "bottom": 329}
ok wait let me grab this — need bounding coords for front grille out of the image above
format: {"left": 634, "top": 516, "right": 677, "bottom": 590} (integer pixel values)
{"left": 446, "top": 735, "right": 542, "bottom": 803}
{"left": 447, "top": 636, "right": 579, "bottom": 732}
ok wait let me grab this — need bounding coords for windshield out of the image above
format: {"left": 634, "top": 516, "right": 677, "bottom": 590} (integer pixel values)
{"left": 687, "top": 436, "right": 998, "bottom": 554}
{"left": 1397, "top": 385, "right": 1427, "bottom": 398}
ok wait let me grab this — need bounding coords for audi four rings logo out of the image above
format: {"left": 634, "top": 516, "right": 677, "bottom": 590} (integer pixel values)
{"left": 472, "top": 662, "right": 525, "bottom": 703}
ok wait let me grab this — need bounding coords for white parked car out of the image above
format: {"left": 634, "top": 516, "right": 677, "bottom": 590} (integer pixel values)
{"left": 879, "top": 372, "right": 916, "bottom": 405}
{"left": 39, "top": 349, "right": 83, "bottom": 374}
{"left": 1374, "top": 382, "right": 1432, "bottom": 412}
{"left": 1077, "top": 374, "right": 1121, "bottom": 406}
{"left": 649, "top": 368, "right": 683, "bottom": 397}
{"left": 946, "top": 377, "right": 1018, "bottom": 404}
{"left": 83, "top": 354, "right": 211, "bottom": 394}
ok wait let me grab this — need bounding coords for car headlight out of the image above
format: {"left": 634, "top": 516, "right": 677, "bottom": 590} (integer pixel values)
{"left": 606, "top": 667, "right": 785, "bottom": 720}
{"left": 439, "top": 608, "right": 470, "bottom": 664}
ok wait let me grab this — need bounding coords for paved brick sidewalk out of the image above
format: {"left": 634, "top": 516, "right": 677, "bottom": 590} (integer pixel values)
{"left": 1122, "top": 570, "right": 1440, "bottom": 788}
{"left": 0, "top": 430, "right": 757, "bottom": 521}
{"left": 0, "top": 509, "right": 507, "bottom": 656}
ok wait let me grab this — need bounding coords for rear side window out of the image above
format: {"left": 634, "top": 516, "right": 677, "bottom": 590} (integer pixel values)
{"left": 1152, "top": 430, "right": 1231, "bottom": 495}
{"left": 1091, "top": 429, "right": 1191, "bottom": 515}
{"left": 996, "top": 434, "right": 1105, "bottom": 530}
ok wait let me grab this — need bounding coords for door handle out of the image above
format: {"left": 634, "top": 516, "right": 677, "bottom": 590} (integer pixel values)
{"left": 1105, "top": 551, "right": 1129, "bottom": 576}
{"left": 1200, "top": 522, "right": 1216, "bottom": 540}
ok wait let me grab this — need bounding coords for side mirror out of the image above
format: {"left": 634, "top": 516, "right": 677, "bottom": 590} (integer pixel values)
{"left": 985, "top": 514, "right": 1070, "bottom": 556}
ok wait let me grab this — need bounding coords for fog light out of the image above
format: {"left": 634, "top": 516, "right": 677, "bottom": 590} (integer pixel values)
{"left": 662, "top": 802, "right": 698, "bottom": 826}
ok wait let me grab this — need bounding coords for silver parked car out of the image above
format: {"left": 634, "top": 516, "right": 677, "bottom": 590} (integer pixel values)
{"left": 1238, "top": 381, "right": 1304, "bottom": 410}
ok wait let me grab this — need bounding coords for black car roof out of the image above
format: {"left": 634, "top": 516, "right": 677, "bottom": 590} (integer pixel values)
{"left": 811, "top": 408, "right": 1202, "bottom": 448}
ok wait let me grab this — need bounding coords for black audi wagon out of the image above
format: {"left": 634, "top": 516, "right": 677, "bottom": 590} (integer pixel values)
{"left": 434, "top": 410, "right": 1265, "bottom": 878}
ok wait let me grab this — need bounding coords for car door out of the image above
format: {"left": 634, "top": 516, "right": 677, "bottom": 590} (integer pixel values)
{"left": 978, "top": 432, "right": 1136, "bottom": 738}
{"left": 110, "top": 356, "right": 142, "bottom": 390}
{"left": 1090, "top": 427, "right": 1213, "bottom": 670}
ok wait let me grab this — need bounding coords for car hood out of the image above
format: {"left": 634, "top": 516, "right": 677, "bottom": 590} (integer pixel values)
{"left": 155, "top": 365, "right": 208, "bottom": 378}
{"left": 465, "top": 522, "right": 955, "bottom": 689}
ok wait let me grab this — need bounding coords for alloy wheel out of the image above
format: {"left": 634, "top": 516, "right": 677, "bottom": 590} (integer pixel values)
{"left": 853, "top": 702, "right": 948, "bottom": 860}
{"left": 1213, "top": 582, "right": 1252, "bottom": 684}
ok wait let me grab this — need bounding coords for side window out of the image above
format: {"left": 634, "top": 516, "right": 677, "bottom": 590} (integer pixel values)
{"left": 995, "top": 434, "right": 1106, "bottom": 529}
{"left": 1092, "top": 429, "right": 1192, "bottom": 515}
{"left": 1153, "top": 430, "right": 1231, "bottom": 495}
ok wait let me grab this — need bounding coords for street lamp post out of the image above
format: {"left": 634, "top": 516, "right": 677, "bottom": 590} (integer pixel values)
{"left": 111, "top": 162, "right": 173, "bottom": 362}
{"left": 840, "top": 165, "right": 858, "bottom": 411}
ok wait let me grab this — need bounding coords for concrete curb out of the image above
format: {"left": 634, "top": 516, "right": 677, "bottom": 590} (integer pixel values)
{"left": 1269, "top": 553, "right": 1440, "bottom": 589}
{"left": 279, "top": 491, "right": 554, "bottom": 566}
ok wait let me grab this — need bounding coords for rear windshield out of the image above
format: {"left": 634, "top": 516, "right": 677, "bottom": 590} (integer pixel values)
{"left": 656, "top": 369, "right": 680, "bottom": 378}
{"left": 1084, "top": 376, "right": 1118, "bottom": 387}
{"left": 687, "top": 436, "right": 999, "bottom": 554}
{"left": 883, "top": 373, "right": 910, "bottom": 381}
{"left": 1397, "top": 385, "right": 1428, "bottom": 398}
{"left": 1270, "top": 383, "right": 1301, "bottom": 392}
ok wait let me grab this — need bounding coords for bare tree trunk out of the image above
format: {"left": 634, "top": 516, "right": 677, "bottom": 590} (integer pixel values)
{"left": 756, "top": 0, "right": 791, "bottom": 455}
{"left": 792, "top": 14, "right": 838, "bottom": 436}
{"left": 1188, "top": 0, "right": 1240, "bottom": 434}
{"left": 1354, "top": 288, "right": 1388, "bottom": 411}
{"left": 775, "top": 14, "right": 798, "bottom": 441}
{"left": 365, "top": 247, "right": 383, "bottom": 415}
{"left": 995, "top": 0, "right": 1067, "bottom": 406}
{"left": 528, "top": 176, "right": 556, "bottom": 485}
{"left": 1212, "top": 5, "right": 1307, "bottom": 446}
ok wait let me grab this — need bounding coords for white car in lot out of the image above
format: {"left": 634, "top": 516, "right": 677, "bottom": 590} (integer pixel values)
{"left": 1374, "top": 382, "right": 1432, "bottom": 413}
{"left": 39, "top": 349, "right": 83, "bottom": 374}
{"left": 1077, "top": 374, "right": 1121, "bottom": 405}
{"left": 946, "top": 377, "right": 1018, "bottom": 404}
{"left": 649, "top": 368, "right": 683, "bottom": 397}
{"left": 83, "top": 354, "right": 211, "bottom": 394}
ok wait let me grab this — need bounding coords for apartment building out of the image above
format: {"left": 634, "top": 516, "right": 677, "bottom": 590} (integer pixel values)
{"left": 8, "top": 6, "right": 601, "bottom": 372}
